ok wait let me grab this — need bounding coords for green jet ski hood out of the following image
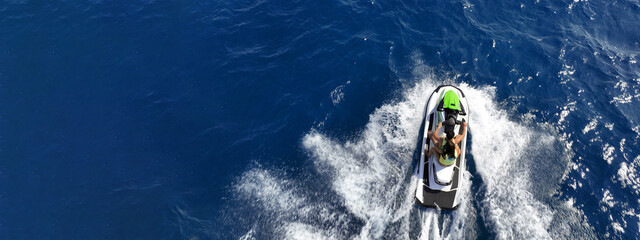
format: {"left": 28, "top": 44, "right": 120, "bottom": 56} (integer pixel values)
{"left": 443, "top": 90, "right": 461, "bottom": 111}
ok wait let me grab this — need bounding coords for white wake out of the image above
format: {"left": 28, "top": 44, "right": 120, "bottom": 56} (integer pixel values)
{"left": 233, "top": 72, "right": 589, "bottom": 239}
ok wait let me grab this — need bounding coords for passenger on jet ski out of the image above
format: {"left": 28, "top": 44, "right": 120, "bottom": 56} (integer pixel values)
{"left": 426, "top": 119, "right": 468, "bottom": 166}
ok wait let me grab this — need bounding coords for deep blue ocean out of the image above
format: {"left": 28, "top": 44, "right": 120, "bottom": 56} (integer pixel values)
{"left": 2, "top": 0, "right": 639, "bottom": 239}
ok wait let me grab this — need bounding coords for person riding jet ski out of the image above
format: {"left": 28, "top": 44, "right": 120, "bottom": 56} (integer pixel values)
{"left": 426, "top": 119, "right": 467, "bottom": 166}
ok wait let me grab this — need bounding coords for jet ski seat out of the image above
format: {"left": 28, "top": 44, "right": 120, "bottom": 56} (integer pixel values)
{"left": 443, "top": 111, "right": 457, "bottom": 138}
{"left": 439, "top": 105, "right": 463, "bottom": 139}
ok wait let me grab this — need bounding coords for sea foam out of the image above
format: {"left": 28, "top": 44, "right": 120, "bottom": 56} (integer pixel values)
{"left": 233, "top": 72, "right": 589, "bottom": 239}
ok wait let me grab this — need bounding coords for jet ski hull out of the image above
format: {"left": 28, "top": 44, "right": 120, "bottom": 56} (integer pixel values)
{"left": 415, "top": 85, "right": 469, "bottom": 209}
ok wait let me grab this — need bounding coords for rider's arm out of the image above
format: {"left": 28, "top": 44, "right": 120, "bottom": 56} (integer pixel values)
{"left": 455, "top": 122, "right": 467, "bottom": 144}
{"left": 434, "top": 122, "right": 442, "bottom": 135}
{"left": 431, "top": 122, "right": 443, "bottom": 144}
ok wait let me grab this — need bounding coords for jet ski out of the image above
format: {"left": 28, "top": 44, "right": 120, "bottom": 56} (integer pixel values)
{"left": 415, "top": 85, "right": 469, "bottom": 209}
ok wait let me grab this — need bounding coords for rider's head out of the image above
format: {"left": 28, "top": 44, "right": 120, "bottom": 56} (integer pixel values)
{"left": 444, "top": 139, "right": 456, "bottom": 159}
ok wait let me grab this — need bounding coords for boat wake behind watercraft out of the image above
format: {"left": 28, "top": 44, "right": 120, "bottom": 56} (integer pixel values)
{"left": 230, "top": 75, "right": 592, "bottom": 239}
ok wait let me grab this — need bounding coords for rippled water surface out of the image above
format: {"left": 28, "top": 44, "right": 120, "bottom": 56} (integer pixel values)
{"left": 1, "top": 0, "right": 639, "bottom": 239}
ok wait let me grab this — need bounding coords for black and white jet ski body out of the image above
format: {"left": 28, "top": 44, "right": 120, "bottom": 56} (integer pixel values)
{"left": 415, "top": 85, "right": 469, "bottom": 209}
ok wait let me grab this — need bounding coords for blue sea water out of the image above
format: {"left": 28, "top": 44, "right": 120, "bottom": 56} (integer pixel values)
{"left": 1, "top": 0, "right": 640, "bottom": 239}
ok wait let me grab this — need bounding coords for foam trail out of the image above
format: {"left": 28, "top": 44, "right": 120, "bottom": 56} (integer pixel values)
{"left": 234, "top": 168, "right": 344, "bottom": 239}
{"left": 232, "top": 72, "right": 568, "bottom": 239}
{"left": 303, "top": 78, "right": 438, "bottom": 238}
{"left": 417, "top": 211, "right": 436, "bottom": 240}
{"left": 462, "top": 84, "right": 554, "bottom": 239}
